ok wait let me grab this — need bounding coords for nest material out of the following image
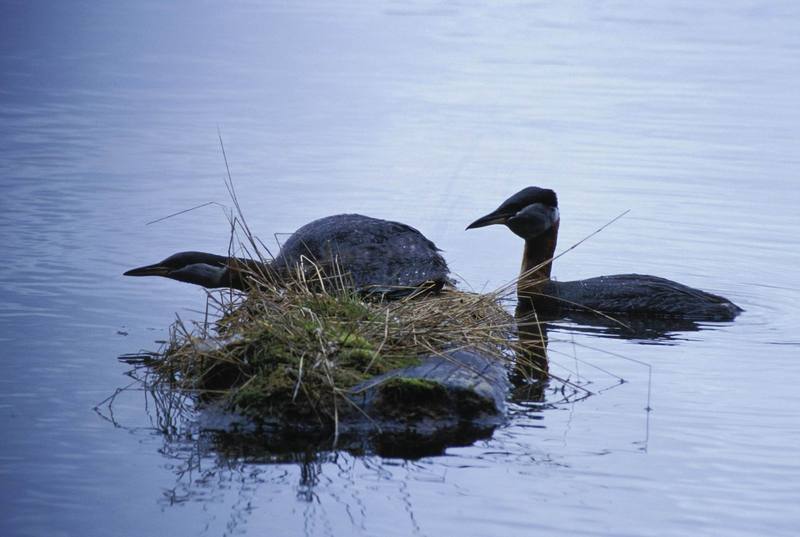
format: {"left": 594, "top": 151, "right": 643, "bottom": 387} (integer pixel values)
{"left": 152, "top": 267, "right": 522, "bottom": 426}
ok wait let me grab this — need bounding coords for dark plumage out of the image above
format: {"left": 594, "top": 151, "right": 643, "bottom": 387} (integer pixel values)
{"left": 467, "top": 187, "right": 742, "bottom": 321}
{"left": 541, "top": 274, "right": 741, "bottom": 321}
{"left": 271, "top": 214, "right": 449, "bottom": 293}
{"left": 125, "top": 214, "right": 450, "bottom": 296}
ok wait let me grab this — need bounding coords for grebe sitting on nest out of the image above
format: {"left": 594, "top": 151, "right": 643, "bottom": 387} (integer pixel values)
{"left": 466, "top": 187, "right": 741, "bottom": 321}
{"left": 124, "top": 214, "right": 450, "bottom": 297}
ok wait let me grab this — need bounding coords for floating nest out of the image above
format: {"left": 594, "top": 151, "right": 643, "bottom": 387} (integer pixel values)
{"left": 128, "top": 174, "right": 556, "bottom": 432}
{"left": 146, "top": 263, "right": 532, "bottom": 429}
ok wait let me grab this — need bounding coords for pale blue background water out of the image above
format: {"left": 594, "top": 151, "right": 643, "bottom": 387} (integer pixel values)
{"left": 1, "top": 1, "right": 798, "bottom": 536}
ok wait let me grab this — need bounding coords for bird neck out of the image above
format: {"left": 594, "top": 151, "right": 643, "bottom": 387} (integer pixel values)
{"left": 518, "top": 221, "right": 559, "bottom": 298}
{"left": 223, "top": 257, "right": 274, "bottom": 290}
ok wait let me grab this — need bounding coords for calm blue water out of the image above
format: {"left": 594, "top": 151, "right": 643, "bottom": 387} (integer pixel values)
{"left": 2, "top": 1, "right": 799, "bottom": 536}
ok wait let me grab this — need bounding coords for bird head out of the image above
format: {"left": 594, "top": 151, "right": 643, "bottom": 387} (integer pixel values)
{"left": 124, "top": 251, "right": 230, "bottom": 288}
{"left": 466, "top": 187, "right": 559, "bottom": 240}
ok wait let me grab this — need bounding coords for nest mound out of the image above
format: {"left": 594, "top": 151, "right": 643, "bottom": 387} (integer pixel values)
{"left": 152, "top": 269, "right": 522, "bottom": 428}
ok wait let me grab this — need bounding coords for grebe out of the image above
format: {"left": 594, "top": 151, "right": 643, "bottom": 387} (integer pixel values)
{"left": 124, "top": 214, "right": 450, "bottom": 295}
{"left": 467, "top": 187, "right": 742, "bottom": 321}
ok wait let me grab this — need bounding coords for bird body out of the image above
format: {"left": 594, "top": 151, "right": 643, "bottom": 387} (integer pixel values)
{"left": 271, "top": 214, "right": 449, "bottom": 293}
{"left": 125, "top": 214, "right": 449, "bottom": 296}
{"left": 467, "top": 187, "right": 742, "bottom": 321}
{"left": 541, "top": 274, "right": 741, "bottom": 321}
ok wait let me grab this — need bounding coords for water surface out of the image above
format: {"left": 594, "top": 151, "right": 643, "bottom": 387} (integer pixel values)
{"left": 1, "top": 1, "right": 799, "bottom": 536}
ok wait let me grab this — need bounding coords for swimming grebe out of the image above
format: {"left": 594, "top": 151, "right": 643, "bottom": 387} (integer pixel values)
{"left": 124, "top": 214, "right": 450, "bottom": 295}
{"left": 467, "top": 187, "right": 742, "bottom": 321}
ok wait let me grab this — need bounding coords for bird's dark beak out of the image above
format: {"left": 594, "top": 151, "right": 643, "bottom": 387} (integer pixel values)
{"left": 465, "top": 211, "right": 512, "bottom": 230}
{"left": 123, "top": 263, "right": 171, "bottom": 277}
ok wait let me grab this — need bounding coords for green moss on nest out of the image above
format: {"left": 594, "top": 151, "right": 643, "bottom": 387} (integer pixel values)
{"left": 372, "top": 377, "right": 452, "bottom": 420}
{"left": 377, "top": 377, "right": 448, "bottom": 404}
{"left": 372, "top": 377, "right": 497, "bottom": 420}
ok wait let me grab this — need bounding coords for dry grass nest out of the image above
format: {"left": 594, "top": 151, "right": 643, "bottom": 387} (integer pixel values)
{"left": 150, "top": 264, "right": 534, "bottom": 425}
